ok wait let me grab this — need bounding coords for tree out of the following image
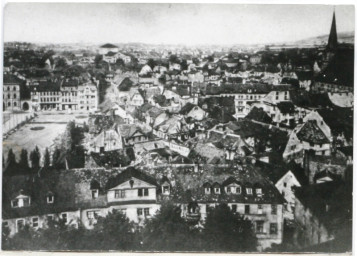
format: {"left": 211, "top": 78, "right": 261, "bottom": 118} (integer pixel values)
{"left": 169, "top": 55, "right": 179, "bottom": 64}
{"left": 140, "top": 202, "right": 198, "bottom": 251}
{"left": 19, "top": 149, "right": 29, "bottom": 171}
{"left": 30, "top": 146, "right": 41, "bottom": 171}
{"left": 43, "top": 148, "right": 50, "bottom": 168}
{"left": 202, "top": 204, "right": 257, "bottom": 252}
{"left": 92, "top": 209, "right": 136, "bottom": 250}
{"left": 52, "top": 147, "right": 62, "bottom": 169}
{"left": 147, "top": 58, "right": 156, "bottom": 69}
{"left": 6, "top": 149, "right": 17, "bottom": 167}
{"left": 4, "top": 149, "right": 19, "bottom": 176}
{"left": 55, "top": 57, "right": 68, "bottom": 69}
{"left": 94, "top": 54, "right": 103, "bottom": 67}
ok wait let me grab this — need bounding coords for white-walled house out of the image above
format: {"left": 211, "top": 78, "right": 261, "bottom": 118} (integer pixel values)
{"left": 283, "top": 120, "right": 331, "bottom": 164}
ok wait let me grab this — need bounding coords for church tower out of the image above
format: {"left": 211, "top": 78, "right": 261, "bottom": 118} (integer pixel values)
{"left": 327, "top": 11, "right": 338, "bottom": 52}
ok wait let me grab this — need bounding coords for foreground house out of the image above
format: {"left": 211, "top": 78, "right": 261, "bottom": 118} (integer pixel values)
{"left": 293, "top": 181, "right": 352, "bottom": 249}
{"left": 2, "top": 166, "right": 285, "bottom": 251}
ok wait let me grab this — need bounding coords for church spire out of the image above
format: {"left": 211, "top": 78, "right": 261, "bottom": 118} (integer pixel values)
{"left": 327, "top": 10, "right": 338, "bottom": 51}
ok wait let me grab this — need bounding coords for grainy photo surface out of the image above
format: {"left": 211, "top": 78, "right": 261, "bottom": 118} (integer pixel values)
{"left": 1, "top": 2, "right": 354, "bottom": 253}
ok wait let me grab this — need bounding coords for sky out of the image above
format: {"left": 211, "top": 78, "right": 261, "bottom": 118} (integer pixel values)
{"left": 3, "top": 3, "right": 355, "bottom": 45}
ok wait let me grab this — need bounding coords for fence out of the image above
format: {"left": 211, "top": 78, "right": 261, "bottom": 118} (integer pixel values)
{"left": 2, "top": 112, "right": 35, "bottom": 135}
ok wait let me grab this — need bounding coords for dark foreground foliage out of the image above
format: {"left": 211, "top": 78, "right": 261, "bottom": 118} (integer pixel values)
{"left": 2, "top": 203, "right": 257, "bottom": 252}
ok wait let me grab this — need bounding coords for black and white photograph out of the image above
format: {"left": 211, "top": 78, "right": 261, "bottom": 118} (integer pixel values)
{"left": 1, "top": 2, "right": 354, "bottom": 253}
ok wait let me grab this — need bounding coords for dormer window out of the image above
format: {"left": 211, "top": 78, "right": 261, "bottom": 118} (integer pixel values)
{"left": 205, "top": 187, "right": 211, "bottom": 194}
{"left": 162, "top": 185, "right": 170, "bottom": 195}
{"left": 246, "top": 188, "right": 253, "bottom": 195}
{"left": 47, "top": 195, "right": 54, "bottom": 204}
{"left": 11, "top": 194, "right": 31, "bottom": 208}
{"left": 256, "top": 188, "right": 262, "bottom": 196}
{"left": 214, "top": 187, "right": 221, "bottom": 194}
{"left": 90, "top": 180, "right": 100, "bottom": 199}
{"left": 91, "top": 189, "right": 99, "bottom": 199}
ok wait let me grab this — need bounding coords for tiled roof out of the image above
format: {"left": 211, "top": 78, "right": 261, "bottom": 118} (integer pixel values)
{"left": 245, "top": 107, "right": 272, "bottom": 124}
{"left": 276, "top": 101, "right": 295, "bottom": 115}
{"left": 296, "top": 120, "right": 330, "bottom": 144}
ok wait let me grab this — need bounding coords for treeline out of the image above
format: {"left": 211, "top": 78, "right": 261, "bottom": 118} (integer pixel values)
{"left": 3, "top": 121, "right": 88, "bottom": 176}
{"left": 2, "top": 203, "right": 257, "bottom": 252}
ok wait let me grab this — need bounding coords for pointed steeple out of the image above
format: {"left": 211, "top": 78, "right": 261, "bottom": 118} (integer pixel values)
{"left": 327, "top": 10, "right": 338, "bottom": 51}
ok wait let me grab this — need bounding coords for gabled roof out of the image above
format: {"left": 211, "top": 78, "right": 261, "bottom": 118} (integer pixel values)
{"left": 296, "top": 120, "right": 330, "bottom": 144}
{"left": 245, "top": 107, "right": 272, "bottom": 124}
{"left": 277, "top": 101, "right": 295, "bottom": 115}
{"left": 105, "top": 167, "right": 158, "bottom": 190}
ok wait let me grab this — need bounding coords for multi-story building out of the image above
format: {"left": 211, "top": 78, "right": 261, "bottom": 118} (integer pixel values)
{"left": 2, "top": 166, "right": 285, "bottom": 251}
{"left": 3, "top": 74, "right": 22, "bottom": 111}
{"left": 29, "top": 78, "right": 98, "bottom": 112}
{"left": 30, "top": 80, "right": 62, "bottom": 111}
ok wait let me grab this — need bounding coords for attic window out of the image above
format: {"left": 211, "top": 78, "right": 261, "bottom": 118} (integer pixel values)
{"left": 47, "top": 195, "right": 54, "bottom": 204}
{"left": 205, "top": 187, "right": 211, "bottom": 194}
{"left": 11, "top": 196, "right": 31, "bottom": 208}
{"left": 91, "top": 189, "right": 99, "bottom": 199}
{"left": 162, "top": 185, "right": 170, "bottom": 195}
{"left": 256, "top": 188, "right": 262, "bottom": 196}
{"left": 214, "top": 187, "right": 221, "bottom": 194}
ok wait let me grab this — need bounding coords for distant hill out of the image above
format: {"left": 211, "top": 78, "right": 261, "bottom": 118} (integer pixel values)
{"left": 293, "top": 31, "right": 354, "bottom": 46}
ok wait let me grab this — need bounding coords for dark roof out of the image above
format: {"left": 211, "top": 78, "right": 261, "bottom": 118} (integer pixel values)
{"left": 276, "top": 101, "right": 295, "bottom": 115}
{"left": 100, "top": 43, "right": 118, "bottom": 48}
{"left": 29, "top": 80, "right": 61, "bottom": 92}
{"left": 296, "top": 120, "right": 330, "bottom": 144}
{"left": 89, "top": 150, "right": 131, "bottom": 168}
{"left": 294, "top": 181, "right": 352, "bottom": 233}
{"left": 290, "top": 90, "right": 336, "bottom": 109}
{"left": 105, "top": 167, "right": 158, "bottom": 190}
{"left": 245, "top": 107, "right": 272, "bottom": 124}
{"left": 317, "top": 108, "right": 353, "bottom": 139}
{"left": 295, "top": 71, "right": 313, "bottom": 81}
{"left": 3, "top": 74, "right": 22, "bottom": 84}
{"left": 315, "top": 48, "right": 354, "bottom": 88}
{"left": 180, "top": 102, "right": 196, "bottom": 115}
{"left": 336, "top": 146, "right": 353, "bottom": 158}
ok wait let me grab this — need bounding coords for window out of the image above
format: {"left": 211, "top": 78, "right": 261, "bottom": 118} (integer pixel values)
{"left": 137, "top": 208, "right": 143, "bottom": 216}
{"left": 115, "top": 190, "right": 125, "bottom": 198}
{"left": 14, "top": 102, "right": 17, "bottom": 107}
{"left": 163, "top": 186, "right": 170, "bottom": 194}
{"left": 256, "top": 188, "right": 262, "bottom": 196}
{"left": 47, "top": 215, "right": 54, "bottom": 222}
{"left": 226, "top": 187, "right": 231, "bottom": 193}
{"left": 91, "top": 189, "right": 99, "bottom": 199}
{"left": 144, "top": 208, "right": 150, "bottom": 216}
{"left": 236, "top": 186, "right": 241, "bottom": 194}
{"left": 245, "top": 205, "right": 250, "bottom": 214}
{"left": 283, "top": 182, "right": 287, "bottom": 187}
{"left": 61, "top": 213, "right": 68, "bottom": 223}
{"left": 16, "top": 219, "right": 25, "bottom": 232}
{"left": 246, "top": 188, "right": 253, "bottom": 195}
{"left": 231, "top": 204, "right": 237, "bottom": 212}
{"left": 291, "top": 145, "right": 296, "bottom": 150}
{"left": 11, "top": 199, "right": 18, "bottom": 208}
{"left": 32, "top": 217, "right": 39, "bottom": 228}
{"left": 138, "top": 188, "right": 149, "bottom": 197}
{"left": 270, "top": 223, "right": 278, "bottom": 234}
{"left": 87, "top": 211, "right": 98, "bottom": 219}
{"left": 214, "top": 187, "right": 221, "bottom": 194}
{"left": 256, "top": 221, "right": 264, "bottom": 233}
{"left": 47, "top": 195, "right": 54, "bottom": 204}
{"left": 271, "top": 204, "right": 277, "bottom": 215}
